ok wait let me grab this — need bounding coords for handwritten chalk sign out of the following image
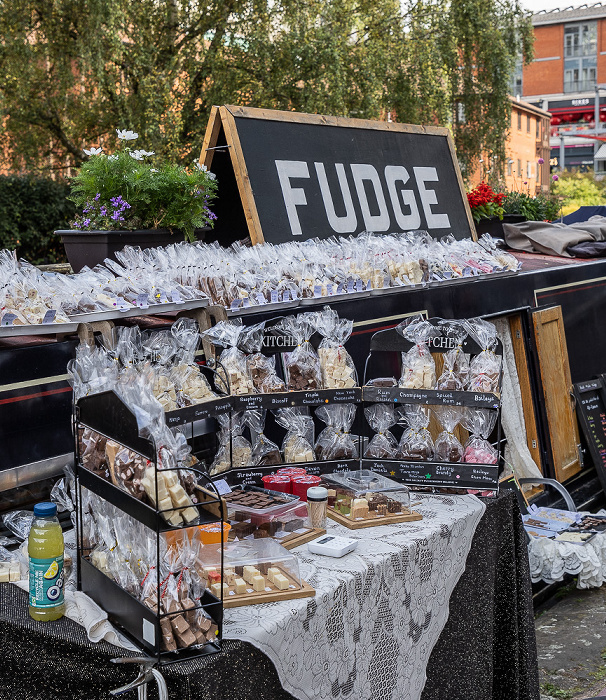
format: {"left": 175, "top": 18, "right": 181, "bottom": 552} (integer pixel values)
{"left": 573, "top": 378, "right": 606, "bottom": 493}
{"left": 201, "top": 105, "right": 476, "bottom": 245}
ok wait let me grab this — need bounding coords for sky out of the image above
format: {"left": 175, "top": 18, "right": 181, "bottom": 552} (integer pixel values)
{"left": 521, "top": 0, "right": 588, "bottom": 13}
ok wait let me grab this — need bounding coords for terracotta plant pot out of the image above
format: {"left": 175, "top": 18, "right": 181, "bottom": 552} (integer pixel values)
{"left": 55, "top": 228, "right": 207, "bottom": 272}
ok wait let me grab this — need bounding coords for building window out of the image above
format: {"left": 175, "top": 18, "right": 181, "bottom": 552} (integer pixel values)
{"left": 527, "top": 161, "right": 533, "bottom": 178}
{"left": 564, "top": 21, "right": 597, "bottom": 92}
{"left": 517, "top": 158, "right": 522, "bottom": 176}
{"left": 517, "top": 111, "right": 522, "bottom": 130}
{"left": 510, "top": 56, "right": 523, "bottom": 97}
{"left": 527, "top": 115, "right": 531, "bottom": 132}
{"left": 536, "top": 119, "right": 540, "bottom": 139}
{"left": 507, "top": 160, "right": 513, "bottom": 176}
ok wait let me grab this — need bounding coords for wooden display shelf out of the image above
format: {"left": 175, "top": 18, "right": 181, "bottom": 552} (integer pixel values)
{"left": 328, "top": 508, "right": 422, "bottom": 529}
{"left": 223, "top": 579, "right": 315, "bottom": 608}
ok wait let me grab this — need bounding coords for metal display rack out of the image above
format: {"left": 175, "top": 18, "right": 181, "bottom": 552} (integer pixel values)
{"left": 74, "top": 390, "right": 225, "bottom": 665}
{"left": 360, "top": 319, "right": 504, "bottom": 493}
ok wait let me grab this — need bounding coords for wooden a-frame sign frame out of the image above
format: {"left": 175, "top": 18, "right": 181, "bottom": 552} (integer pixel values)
{"left": 200, "top": 105, "right": 477, "bottom": 246}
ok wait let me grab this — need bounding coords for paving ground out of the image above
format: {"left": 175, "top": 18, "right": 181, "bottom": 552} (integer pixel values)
{"left": 537, "top": 583, "right": 606, "bottom": 699}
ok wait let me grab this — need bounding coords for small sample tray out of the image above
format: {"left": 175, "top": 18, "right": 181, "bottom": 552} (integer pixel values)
{"left": 328, "top": 508, "right": 422, "bottom": 529}
{"left": 223, "top": 577, "right": 315, "bottom": 608}
{"left": 299, "top": 290, "right": 370, "bottom": 305}
{"left": 279, "top": 527, "right": 326, "bottom": 550}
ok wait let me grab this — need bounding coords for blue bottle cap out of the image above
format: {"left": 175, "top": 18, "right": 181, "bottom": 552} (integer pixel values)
{"left": 33, "top": 502, "right": 57, "bottom": 517}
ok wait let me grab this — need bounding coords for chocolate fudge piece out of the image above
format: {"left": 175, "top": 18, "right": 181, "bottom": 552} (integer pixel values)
{"left": 387, "top": 500, "right": 401, "bottom": 513}
{"left": 258, "top": 449, "right": 282, "bottom": 467}
{"left": 253, "top": 529, "right": 269, "bottom": 538}
{"left": 232, "top": 521, "right": 255, "bottom": 538}
{"left": 259, "top": 520, "right": 281, "bottom": 536}
{"left": 235, "top": 565, "right": 244, "bottom": 576}
{"left": 160, "top": 617, "right": 177, "bottom": 652}
{"left": 284, "top": 518, "right": 304, "bottom": 532}
{"left": 287, "top": 361, "right": 321, "bottom": 391}
{"left": 258, "top": 562, "right": 271, "bottom": 575}
{"left": 366, "top": 377, "right": 397, "bottom": 388}
{"left": 377, "top": 504, "right": 388, "bottom": 516}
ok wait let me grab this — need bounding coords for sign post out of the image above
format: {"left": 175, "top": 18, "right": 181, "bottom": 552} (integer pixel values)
{"left": 201, "top": 105, "right": 476, "bottom": 245}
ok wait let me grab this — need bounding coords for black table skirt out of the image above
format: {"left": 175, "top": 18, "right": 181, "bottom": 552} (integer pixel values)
{"left": 0, "top": 491, "right": 539, "bottom": 700}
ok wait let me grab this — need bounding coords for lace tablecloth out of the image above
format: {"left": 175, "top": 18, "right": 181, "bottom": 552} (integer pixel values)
{"left": 224, "top": 492, "right": 486, "bottom": 700}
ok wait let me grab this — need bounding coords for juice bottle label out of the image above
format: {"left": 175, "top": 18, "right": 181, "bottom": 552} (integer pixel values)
{"left": 29, "top": 555, "right": 64, "bottom": 608}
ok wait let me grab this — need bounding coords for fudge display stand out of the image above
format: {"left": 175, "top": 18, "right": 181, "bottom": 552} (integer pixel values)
{"left": 74, "top": 390, "right": 226, "bottom": 666}
{"left": 361, "top": 320, "right": 504, "bottom": 493}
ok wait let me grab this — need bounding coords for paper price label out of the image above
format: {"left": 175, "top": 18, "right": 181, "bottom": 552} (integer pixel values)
{"left": 355, "top": 280, "right": 363, "bottom": 292}
{"left": 242, "top": 297, "right": 251, "bottom": 308}
{"left": 230, "top": 299, "right": 241, "bottom": 310}
{"left": 114, "top": 297, "right": 129, "bottom": 311}
{"left": 212, "top": 479, "right": 232, "bottom": 495}
{"left": 1, "top": 313, "right": 16, "bottom": 327}
{"left": 256, "top": 293, "right": 266, "bottom": 305}
{"left": 313, "top": 285, "right": 322, "bottom": 298}
{"left": 282, "top": 290, "right": 290, "bottom": 302}
{"left": 42, "top": 310, "right": 57, "bottom": 324}
{"left": 270, "top": 290, "right": 279, "bottom": 303}
{"left": 136, "top": 294, "right": 149, "bottom": 309}
{"left": 326, "top": 283, "right": 333, "bottom": 296}
{"left": 336, "top": 283, "right": 344, "bottom": 295}
{"left": 171, "top": 290, "right": 184, "bottom": 304}
{"left": 155, "top": 291, "right": 169, "bottom": 304}
{"left": 366, "top": 280, "right": 372, "bottom": 291}
{"left": 347, "top": 280, "right": 355, "bottom": 293}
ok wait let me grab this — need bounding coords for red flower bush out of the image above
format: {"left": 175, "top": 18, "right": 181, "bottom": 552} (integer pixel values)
{"left": 467, "top": 182, "right": 505, "bottom": 222}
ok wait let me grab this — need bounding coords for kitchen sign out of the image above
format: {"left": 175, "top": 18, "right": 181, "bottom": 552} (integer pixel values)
{"left": 201, "top": 105, "right": 476, "bottom": 245}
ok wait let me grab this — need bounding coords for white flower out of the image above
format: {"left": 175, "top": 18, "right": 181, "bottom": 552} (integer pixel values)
{"left": 194, "top": 162, "right": 207, "bottom": 171}
{"left": 150, "top": 168, "right": 158, "bottom": 173}
{"left": 83, "top": 146, "right": 103, "bottom": 156}
{"left": 108, "top": 155, "right": 118, "bottom": 161}
{"left": 207, "top": 171, "right": 216, "bottom": 180}
{"left": 129, "top": 151, "right": 144, "bottom": 161}
{"left": 116, "top": 129, "right": 138, "bottom": 140}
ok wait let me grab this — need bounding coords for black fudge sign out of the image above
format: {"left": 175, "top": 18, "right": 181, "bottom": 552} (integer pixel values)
{"left": 574, "top": 379, "right": 606, "bottom": 493}
{"left": 202, "top": 106, "right": 475, "bottom": 245}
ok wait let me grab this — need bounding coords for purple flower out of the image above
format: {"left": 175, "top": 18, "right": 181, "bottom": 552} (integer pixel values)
{"left": 538, "top": 158, "right": 544, "bottom": 164}
{"left": 100, "top": 206, "right": 107, "bottom": 216}
{"left": 523, "top": 181, "right": 527, "bottom": 185}
{"left": 94, "top": 193, "right": 100, "bottom": 201}
{"left": 82, "top": 218, "right": 91, "bottom": 227}
{"left": 552, "top": 174, "right": 559, "bottom": 181}
{"left": 111, "top": 210, "right": 121, "bottom": 220}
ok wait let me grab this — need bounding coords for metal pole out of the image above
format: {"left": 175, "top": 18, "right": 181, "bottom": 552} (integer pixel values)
{"left": 560, "top": 134, "right": 565, "bottom": 172}
{"left": 596, "top": 85, "right": 600, "bottom": 134}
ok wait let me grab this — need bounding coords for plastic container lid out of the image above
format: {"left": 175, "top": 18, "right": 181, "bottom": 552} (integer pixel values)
{"left": 307, "top": 487, "right": 328, "bottom": 502}
{"left": 322, "top": 470, "right": 409, "bottom": 498}
{"left": 34, "top": 502, "right": 57, "bottom": 517}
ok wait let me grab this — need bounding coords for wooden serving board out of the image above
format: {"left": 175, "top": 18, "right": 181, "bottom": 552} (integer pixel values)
{"left": 328, "top": 509, "right": 422, "bottom": 529}
{"left": 223, "top": 579, "right": 315, "bottom": 608}
{"left": 279, "top": 528, "right": 326, "bottom": 550}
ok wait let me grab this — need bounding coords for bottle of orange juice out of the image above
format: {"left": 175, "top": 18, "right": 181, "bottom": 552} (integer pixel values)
{"left": 28, "top": 502, "right": 65, "bottom": 621}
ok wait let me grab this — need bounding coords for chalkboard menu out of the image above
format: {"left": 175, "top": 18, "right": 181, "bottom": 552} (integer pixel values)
{"left": 201, "top": 105, "right": 476, "bottom": 245}
{"left": 573, "top": 378, "right": 606, "bottom": 492}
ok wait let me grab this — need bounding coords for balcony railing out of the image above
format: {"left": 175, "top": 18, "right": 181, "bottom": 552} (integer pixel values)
{"left": 564, "top": 79, "right": 597, "bottom": 93}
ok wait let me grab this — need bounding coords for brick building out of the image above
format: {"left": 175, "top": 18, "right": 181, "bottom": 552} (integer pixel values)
{"left": 517, "top": 3, "right": 606, "bottom": 172}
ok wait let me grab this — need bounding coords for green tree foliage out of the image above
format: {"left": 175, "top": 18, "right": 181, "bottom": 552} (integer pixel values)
{"left": 552, "top": 172, "right": 606, "bottom": 214}
{"left": 0, "top": 0, "right": 533, "bottom": 179}
{"left": 0, "top": 175, "right": 74, "bottom": 263}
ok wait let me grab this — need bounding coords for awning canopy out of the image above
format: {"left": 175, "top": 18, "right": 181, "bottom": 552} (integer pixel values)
{"left": 594, "top": 143, "right": 606, "bottom": 160}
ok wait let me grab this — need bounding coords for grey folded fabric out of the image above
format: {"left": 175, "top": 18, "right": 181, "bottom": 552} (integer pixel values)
{"left": 503, "top": 219, "right": 606, "bottom": 257}
{"left": 567, "top": 240, "right": 606, "bottom": 258}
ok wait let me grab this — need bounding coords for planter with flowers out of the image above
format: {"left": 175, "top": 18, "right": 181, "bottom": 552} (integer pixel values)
{"left": 55, "top": 129, "right": 218, "bottom": 272}
{"left": 467, "top": 182, "right": 524, "bottom": 237}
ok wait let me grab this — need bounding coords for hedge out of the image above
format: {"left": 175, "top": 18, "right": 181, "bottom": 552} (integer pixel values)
{"left": 0, "top": 174, "right": 75, "bottom": 264}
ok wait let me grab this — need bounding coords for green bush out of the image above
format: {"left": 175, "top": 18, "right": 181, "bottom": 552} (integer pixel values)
{"left": 551, "top": 171, "right": 606, "bottom": 216}
{"left": 0, "top": 175, "right": 74, "bottom": 264}
{"left": 503, "top": 190, "right": 561, "bottom": 221}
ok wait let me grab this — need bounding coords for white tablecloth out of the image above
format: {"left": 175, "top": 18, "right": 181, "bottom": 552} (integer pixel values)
{"left": 224, "top": 492, "right": 486, "bottom": 700}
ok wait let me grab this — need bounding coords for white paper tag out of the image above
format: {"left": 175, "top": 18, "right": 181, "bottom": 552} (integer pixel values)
{"left": 355, "top": 280, "right": 363, "bottom": 292}
{"left": 229, "top": 590, "right": 236, "bottom": 596}
{"left": 336, "top": 283, "right": 344, "bottom": 295}
{"left": 270, "top": 290, "right": 279, "bottom": 303}
{"left": 289, "top": 584, "right": 296, "bottom": 589}
{"left": 1, "top": 313, "right": 16, "bottom": 327}
{"left": 114, "top": 297, "right": 129, "bottom": 311}
{"left": 282, "top": 290, "right": 290, "bottom": 302}
{"left": 136, "top": 293, "right": 149, "bottom": 309}
{"left": 242, "top": 297, "right": 251, "bottom": 308}
{"left": 326, "top": 283, "right": 333, "bottom": 296}
{"left": 313, "top": 284, "right": 322, "bottom": 298}
{"left": 171, "top": 289, "right": 184, "bottom": 304}
{"left": 256, "top": 293, "right": 266, "bottom": 305}
{"left": 294, "top": 528, "right": 309, "bottom": 534}
{"left": 154, "top": 291, "right": 169, "bottom": 304}
{"left": 142, "top": 618, "right": 155, "bottom": 645}
{"left": 230, "top": 299, "right": 241, "bottom": 310}
{"left": 347, "top": 280, "right": 355, "bottom": 293}
{"left": 247, "top": 588, "right": 253, "bottom": 594}
{"left": 42, "top": 309, "right": 56, "bottom": 324}
{"left": 265, "top": 587, "right": 272, "bottom": 592}
{"left": 213, "top": 479, "right": 231, "bottom": 495}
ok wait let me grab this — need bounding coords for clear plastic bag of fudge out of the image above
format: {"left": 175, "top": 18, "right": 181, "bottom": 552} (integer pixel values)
{"left": 461, "top": 408, "right": 498, "bottom": 465}
{"left": 436, "top": 320, "right": 469, "bottom": 391}
{"left": 364, "top": 403, "right": 399, "bottom": 459}
{"left": 171, "top": 363, "right": 216, "bottom": 407}
{"left": 433, "top": 407, "right": 464, "bottom": 463}
{"left": 277, "top": 313, "right": 322, "bottom": 391}
{"left": 141, "top": 329, "right": 178, "bottom": 366}
{"left": 162, "top": 573, "right": 200, "bottom": 650}
{"left": 243, "top": 410, "right": 283, "bottom": 467}
{"left": 150, "top": 365, "right": 179, "bottom": 411}
{"left": 463, "top": 318, "right": 502, "bottom": 394}
{"left": 396, "top": 404, "right": 435, "bottom": 461}
{"left": 311, "top": 306, "right": 358, "bottom": 389}
{"left": 67, "top": 342, "right": 118, "bottom": 400}
{"left": 171, "top": 317, "right": 200, "bottom": 365}
{"left": 396, "top": 316, "right": 440, "bottom": 389}
{"left": 274, "top": 407, "right": 315, "bottom": 463}
{"left": 105, "top": 439, "right": 149, "bottom": 501}
{"left": 2, "top": 510, "right": 34, "bottom": 541}
{"left": 200, "top": 320, "right": 255, "bottom": 395}
{"left": 79, "top": 427, "right": 110, "bottom": 479}
{"left": 114, "top": 325, "right": 143, "bottom": 369}
{"left": 239, "top": 321, "right": 286, "bottom": 393}
{"left": 315, "top": 403, "right": 358, "bottom": 460}
{"left": 210, "top": 412, "right": 252, "bottom": 475}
